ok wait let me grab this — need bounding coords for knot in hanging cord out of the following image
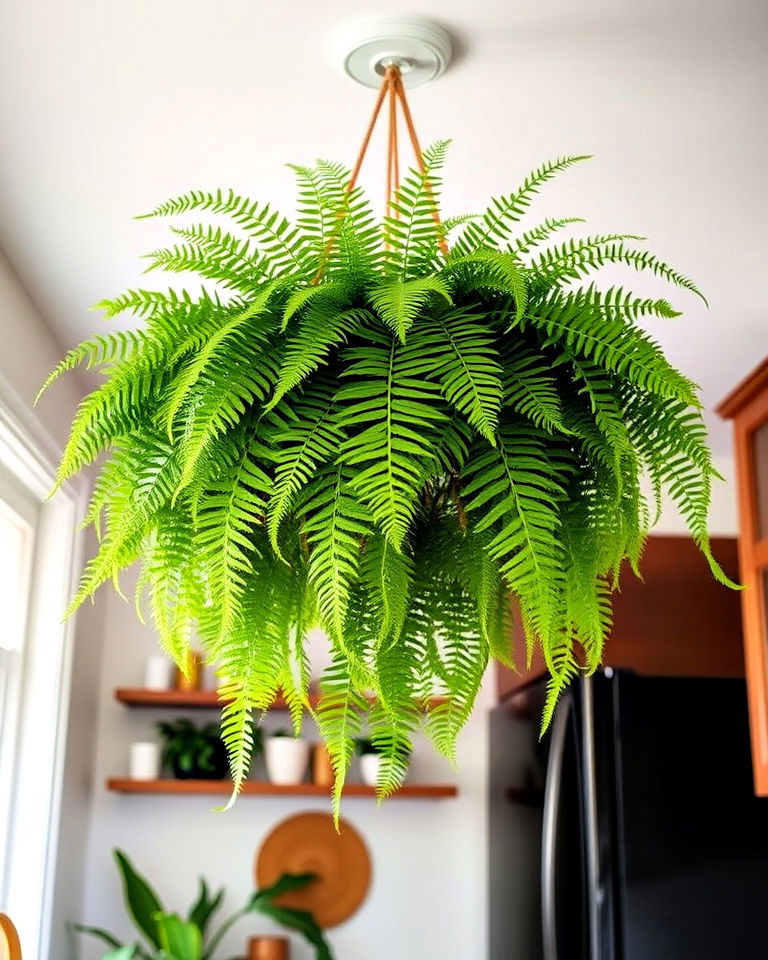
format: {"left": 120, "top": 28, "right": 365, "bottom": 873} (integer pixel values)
{"left": 311, "top": 63, "right": 449, "bottom": 284}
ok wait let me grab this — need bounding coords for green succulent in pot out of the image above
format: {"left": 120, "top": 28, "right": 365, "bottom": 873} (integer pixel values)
{"left": 42, "top": 143, "right": 734, "bottom": 811}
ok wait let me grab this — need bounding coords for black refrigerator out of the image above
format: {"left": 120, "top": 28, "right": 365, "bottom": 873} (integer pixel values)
{"left": 488, "top": 671, "right": 768, "bottom": 960}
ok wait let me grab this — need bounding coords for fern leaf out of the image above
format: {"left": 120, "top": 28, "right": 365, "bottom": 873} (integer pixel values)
{"left": 418, "top": 306, "right": 503, "bottom": 443}
{"left": 162, "top": 285, "right": 280, "bottom": 438}
{"left": 453, "top": 155, "right": 591, "bottom": 255}
{"left": 267, "top": 307, "right": 372, "bottom": 412}
{"left": 501, "top": 345, "right": 569, "bottom": 434}
{"left": 266, "top": 380, "right": 345, "bottom": 558}
{"left": 316, "top": 653, "right": 369, "bottom": 820}
{"left": 299, "top": 465, "right": 371, "bottom": 641}
{"left": 368, "top": 276, "right": 452, "bottom": 342}
{"left": 35, "top": 330, "right": 143, "bottom": 404}
{"left": 338, "top": 332, "right": 447, "bottom": 547}
{"left": 383, "top": 140, "right": 450, "bottom": 278}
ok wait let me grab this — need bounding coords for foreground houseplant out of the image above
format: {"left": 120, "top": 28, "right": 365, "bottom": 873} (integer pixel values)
{"left": 43, "top": 144, "right": 733, "bottom": 806}
{"left": 76, "top": 849, "right": 332, "bottom": 960}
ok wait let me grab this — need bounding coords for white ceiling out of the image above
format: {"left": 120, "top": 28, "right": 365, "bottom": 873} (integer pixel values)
{"left": 1, "top": 0, "right": 766, "bottom": 453}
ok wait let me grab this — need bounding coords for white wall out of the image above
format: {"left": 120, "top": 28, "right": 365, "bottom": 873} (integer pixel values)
{"left": 0, "top": 248, "right": 107, "bottom": 957}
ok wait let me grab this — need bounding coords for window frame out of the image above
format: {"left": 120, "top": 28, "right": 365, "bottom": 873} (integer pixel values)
{"left": 0, "top": 387, "right": 87, "bottom": 959}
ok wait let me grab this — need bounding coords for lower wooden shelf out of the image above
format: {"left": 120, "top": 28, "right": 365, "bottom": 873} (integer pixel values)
{"left": 114, "top": 688, "right": 448, "bottom": 710}
{"left": 106, "top": 778, "right": 458, "bottom": 799}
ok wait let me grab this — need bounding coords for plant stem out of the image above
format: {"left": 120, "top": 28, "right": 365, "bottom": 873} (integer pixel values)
{"left": 201, "top": 908, "right": 247, "bottom": 960}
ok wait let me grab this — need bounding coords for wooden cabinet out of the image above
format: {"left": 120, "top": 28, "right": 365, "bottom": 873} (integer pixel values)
{"left": 497, "top": 535, "right": 743, "bottom": 701}
{"left": 719, "top": 356, "right": 768, "bottom": 795}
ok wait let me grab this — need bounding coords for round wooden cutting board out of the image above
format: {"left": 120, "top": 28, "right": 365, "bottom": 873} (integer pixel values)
{"left": 256, "top": 812, "right": 371, "bottom": 928}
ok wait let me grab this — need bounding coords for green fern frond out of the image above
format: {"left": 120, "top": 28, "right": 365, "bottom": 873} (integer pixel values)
{"left": 299, "top": 465, "right": 371, "bottom": 642}
{"left": 524, "top": 289, "right": 699, "bottom": 405}
{"left": 266, "top": 379, "right": 345, "bottom": 559}
{"left": 316, "top": 653, "right": 369, "bottom": 821}
{"left": 92, "top": 287, "right": 202, "bottom": 319}
{"left": 139, "top": 188, "right": 314, "bottom": 278}
{"left": 161, "top": 286, "right": 280, "bottom": 438}
{"left": 338, "top": 331, "right": 448, "bottom": 547}
{"left": 384, "top": 140, "right": 450, "bottom": 278}
{"left": 462, "top": 423, "right": 570, "bottom": 644}
{"left": 532, "top": 237, "right": 706, "bottom": 304}
{"left": 368, "top": 276, "right": 452, "bottom": 341}
{"left": 512, "top": 217, "right": 585, "bottom": 256}
{"left": 453, "top": 155, "right": 591, "bottom": 255}
{"left": 35, "top": 330, "right": 144, "bottom": 403}
{"left": 268, "top": 306, "right": 372, "bottom": 411}
{"left": 419, "top": 306, "right": 503, "bottom": 443}
{"left": 501, "top": 345, "right": 569, "bottom": 434}
{"left": 194, "top": 425, "right": 273, "bottom": 649}
{"left": 442, "top": 250, "right": 527, "bottom": 321}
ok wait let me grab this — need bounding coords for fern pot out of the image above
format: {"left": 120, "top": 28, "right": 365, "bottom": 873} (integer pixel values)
{"left": 264, "top": 736, "right": 310, "bottom": 785}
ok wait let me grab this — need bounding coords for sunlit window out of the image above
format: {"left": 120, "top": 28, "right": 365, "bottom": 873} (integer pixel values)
{"left": 0, "top": 403, "right": 80, "bottom": 959}
{"left": 0, "top": 495, "right": 34, "bottom": 653}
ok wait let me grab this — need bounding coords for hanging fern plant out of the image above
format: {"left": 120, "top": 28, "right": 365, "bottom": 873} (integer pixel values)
{"left": 43, "top": 135, "right": 733, "bottom": 808}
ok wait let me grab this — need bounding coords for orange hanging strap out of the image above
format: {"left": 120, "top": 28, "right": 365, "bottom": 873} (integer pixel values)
{"left": 393, "top": 72, "right": 450, "bottom": 257}
{"left": 386, "top": 64, "right": 400, "bottom": 224}
{"left": 312, "top": 62, "right": 447, "bottom": 284}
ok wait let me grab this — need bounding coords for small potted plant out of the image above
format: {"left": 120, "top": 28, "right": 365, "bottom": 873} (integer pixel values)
{"left": 355, "top": 738, "right": 411, "bottom": 788}
{"left": 157, "top": 719, "right": 245, "bottom": 780}
{"left": 264, "top": 729, "right": 310, "bottom": 786}
{"left": 355, "top": 739, "right": 382, "bottom": 788}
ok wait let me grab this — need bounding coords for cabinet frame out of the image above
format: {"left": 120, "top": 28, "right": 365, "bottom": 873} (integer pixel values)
{"left": 719, "top": 357, "right": 768, "bottom": 795}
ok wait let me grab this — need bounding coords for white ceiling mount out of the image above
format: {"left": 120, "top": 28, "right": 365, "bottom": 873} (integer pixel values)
{"left": 334, "top": 16, "right": 452, "bottom": 89}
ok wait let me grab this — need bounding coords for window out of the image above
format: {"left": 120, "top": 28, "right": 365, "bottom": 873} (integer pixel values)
{"left": 0, "top": 397, "right": 83, "bottom": 959}
{"left": 0, "top": 462, "right": 39, "bottom": 869}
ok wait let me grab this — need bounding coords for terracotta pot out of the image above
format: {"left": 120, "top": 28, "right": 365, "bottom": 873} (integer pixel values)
{"left": 248, "top": 935, "right": 289, "bottom": 960}
{"left": 312, "top": 743, "right": 334, "bottom": 786}
{"left": 264, "top": 737, "right": 310, "bottom": 785}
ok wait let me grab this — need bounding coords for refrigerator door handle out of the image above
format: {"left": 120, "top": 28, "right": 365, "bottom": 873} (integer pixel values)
{"left": 541, "top": 694, "right": 572, "bottom": 960}
{"left": 582, "top": 676, "right": 602, "bottom": 960}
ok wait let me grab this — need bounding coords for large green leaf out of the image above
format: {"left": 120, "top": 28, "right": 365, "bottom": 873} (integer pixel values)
{"left": 104, "top": 947, "right": 138, "bottom": 960}
{"left": 186, "top": 878, "right": 224, "bottom": 939}
{"left": 247, "top": 873, "right": 334, "bottom": 960}
{"left": 155, "top": 913, "right": 203, "bottom": 960}
{"left": 113, "top": 849, "right": 164, "bottom": 950}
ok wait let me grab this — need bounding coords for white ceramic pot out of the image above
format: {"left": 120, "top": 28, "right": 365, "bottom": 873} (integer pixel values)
{"left": 129, "top": 741, "right": 161, "bottom": 780}
{"left": 359, "top": 752, "right": 381, "bottom": 787}
{"left": 144, "top": 655, "right": 175, "bottom": 690}
{"left": 264, "top": 737, "right": 310, "bottom": 785}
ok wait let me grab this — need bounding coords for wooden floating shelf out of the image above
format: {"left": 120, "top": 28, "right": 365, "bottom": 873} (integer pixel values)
{"left": 116, "top": 687, "right": 281, "bottom": 708}
{"left": 106, "top": 778, "right": 458, "bottom": 799}
{"left": 115, "top": 688, "right": 447, "bottom": 710}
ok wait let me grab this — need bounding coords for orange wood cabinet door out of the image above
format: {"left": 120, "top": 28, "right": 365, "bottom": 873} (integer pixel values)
{"left": 719, "top": 356, "right": 768, "bottom": 795}
{"left": 496, "top": 535, "right": 743, "bottom": 701}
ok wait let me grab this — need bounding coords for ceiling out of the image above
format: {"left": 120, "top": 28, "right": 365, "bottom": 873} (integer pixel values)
{"left": 1, "top": 0, "right": 766, "bottom": 453}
